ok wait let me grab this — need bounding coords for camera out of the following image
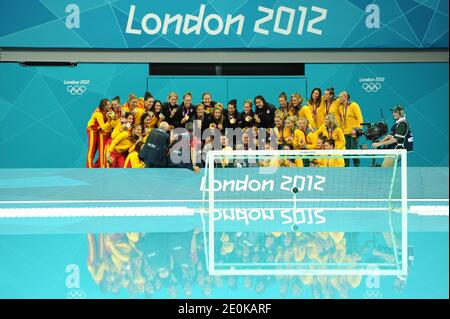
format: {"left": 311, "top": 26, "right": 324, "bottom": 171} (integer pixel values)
{"left": 353, "top": 121, "right": 388, "bottom": 141}
{"left": 353, "top": 108, "right": 389, "bottom": 141}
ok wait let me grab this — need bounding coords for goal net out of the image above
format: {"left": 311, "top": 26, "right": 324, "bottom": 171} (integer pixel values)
{"left": 201, "top": 149, "right": 408, "bottom": 277}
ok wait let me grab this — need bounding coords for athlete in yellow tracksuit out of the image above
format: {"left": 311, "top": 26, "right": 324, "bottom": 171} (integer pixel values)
{"left": 316, "top": 138, "right": 345, "bottom": 167}
{"left": 322, "top": 88, "right": 342, "bottom": 127}
{"left": 124, "top": 142, "right": 145, "bottom": 168}
{"left": 338, "top": 91, "right": 363, "bottom": 167}
{"left": 107, "top": 130, "right": 133, "bottom": 168}
{"left": 86, "top": 99, "right": 112, "bottom": 168}
{"left": 307, "top": 88, "right": 325, "bottom": 129}
{"left": 314, "top": 113, "right": 346, "bottom": 150}
{"left": 294, "top": 117, "right": 317, "bottom": 150}
{"left": 121, "top": 93, "right": 146, "bottom": 125}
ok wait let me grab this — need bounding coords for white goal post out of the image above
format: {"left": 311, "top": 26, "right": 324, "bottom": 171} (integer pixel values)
{"left": 202, "top": 149, "right": 408, "bottom": 277}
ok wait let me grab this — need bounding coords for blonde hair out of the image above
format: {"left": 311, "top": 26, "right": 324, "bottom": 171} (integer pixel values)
{"left": 212, "top": 106, "right": 224, "bottom": 123}
{"left": 167, "top": 92, "right": 178, "bottom": 100}
{"left": 289, "top": 93, "right": 304, "bottom": 109}
{"left": 244, "top": 99, "right": 253, "bottom": 108}
{"left": 297, "top": 116, "right": 308, "bottom": 126}
{"left": 128, "top": 93, "right": 138, "bottom": 101}
{"left": 285, "top": 115, "right": 297, "bottom": 128}
{"left": 326, "top": 113, "right": 339, "bottom": 129}
{"left": 274, "top": 115, "right": 283, "bottom": 125}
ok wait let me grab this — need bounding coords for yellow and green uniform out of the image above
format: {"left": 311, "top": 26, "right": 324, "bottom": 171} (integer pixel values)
{"left": 308, "top": 100, "right": 325, "bottom": 128}
{"left": 316, "top": 156, "right": 345, "bottom": 167}
{"left": 282, "top": 127, "right": 296, "bottom": 149}
{"left": 273, "top": 126, "right": 284, "bottom": 147}
{"left": 298, "top": 105, "right": 316, "bottom": 129}
{"left": 315, "top": 124, "right": 346, "bottom": 150}
{"left": 322, "top": 98, "right": 342, "bottom": 127}
{"left": 339, "top": 101, "right": 363, "bottom": 135}
{"left": 293, "top": 129, "right": 317, "bottom": 150}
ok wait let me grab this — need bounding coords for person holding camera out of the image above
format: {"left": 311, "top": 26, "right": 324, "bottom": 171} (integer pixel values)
{"left": 372, "top": 105, "right": 413, "bottom": 167}
{"left": 139, "top": 121, "right": 171, "bottom": 168}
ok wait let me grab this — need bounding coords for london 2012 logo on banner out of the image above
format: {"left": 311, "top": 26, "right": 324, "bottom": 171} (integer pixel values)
{"left": 359, "top": 76, "right": 385, "bottom": 93}
{"left": 65, "top": 80, "right": 90, "bottom": 95}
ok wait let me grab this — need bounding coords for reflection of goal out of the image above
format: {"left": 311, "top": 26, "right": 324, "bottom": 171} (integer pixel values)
{"left": 201, "top": 149, "right": 408, "bottom": 277}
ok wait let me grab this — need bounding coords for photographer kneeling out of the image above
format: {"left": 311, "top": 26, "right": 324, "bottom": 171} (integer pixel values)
{"left": 372, "top": 105, "right": 413, "bottom": 167}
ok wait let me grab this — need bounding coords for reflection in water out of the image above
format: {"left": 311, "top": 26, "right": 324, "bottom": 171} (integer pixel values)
{"left": 87, "top": 230, "right": 408, "bottom": 298}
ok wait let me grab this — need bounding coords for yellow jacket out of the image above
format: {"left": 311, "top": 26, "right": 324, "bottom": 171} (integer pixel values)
{"left": 282, "top": 127, "right": 296, "bottom": 148}
{"left": 121, "top": 103, "right": 146, "bottom": 125}
{"left": 322, "top": 98, "right": 342, "bottom": 127}
{"left": 298, "top": 106, "right": 316, "bottom": 129}
{"left": 124, "top": 151, "right": 145, "bottom": 168}
{"left": 293, "top": 129, "right": 317, "bottom": 150}
{"left": 315, "top": 124, "right": 346, "bottom": 150}
{"left": 307, "top": 100, "right": 325, "bottom": 128}
{"left": 108, "top": 131, "right": 133, "bottom": 154}
{"left": 87, "top": 109, "right": 110, "bottom": 132}
{"left": 339, "top": 102, "right": 363, "bottom": 135}
{"left": 317, "top": 156, "right": 345, "bottom": 167}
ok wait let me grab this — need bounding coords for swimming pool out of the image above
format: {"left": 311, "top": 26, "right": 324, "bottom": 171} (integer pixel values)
{"left": 0, "top": 168, "right": 448, "bottom": 299}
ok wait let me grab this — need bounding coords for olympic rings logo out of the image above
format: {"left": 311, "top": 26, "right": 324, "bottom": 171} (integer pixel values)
{"left": 362, "top": 82, "right": 382, "bottom": 93}
{"left": 67, "top": 85, "right": 87, "bottom": 95}
{"left": 363, "top": 289, "right": 383, "bottom": 299}
{"left": 66, "top": 289, "right": 87, "bottom": 299}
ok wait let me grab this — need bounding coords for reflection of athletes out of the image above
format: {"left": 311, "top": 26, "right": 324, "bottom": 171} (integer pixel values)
{"left": 372, "top": 105, "right": 413, "bottom": 167}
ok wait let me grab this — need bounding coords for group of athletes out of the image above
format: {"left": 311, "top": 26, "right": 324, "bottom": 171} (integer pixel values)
{"left": 86, "top": 88, "right": 365, "bottom": 171}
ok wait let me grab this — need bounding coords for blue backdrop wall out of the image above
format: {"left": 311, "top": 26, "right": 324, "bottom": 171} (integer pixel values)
{"left": 0, "top": 0, "right": 448, "bottom": 49}
{"left": 0, "top": 62, "right": 448, "bottom": 167}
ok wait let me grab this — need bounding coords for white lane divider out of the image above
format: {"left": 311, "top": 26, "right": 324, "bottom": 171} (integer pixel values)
{"left": 409, "top": 205, "right": 449, "bottom": 216}
{"left": 0, "top": 206, "right": 195, "bottom": 218}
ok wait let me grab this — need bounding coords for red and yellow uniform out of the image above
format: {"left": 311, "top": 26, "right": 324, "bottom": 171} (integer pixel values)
{"left": 339, "top": 102, "right": 363, "bottom": 135}
{"left": 107, "top": 130, "right": 133, "bottom": 168}
{"left": 322, "top": 98, "right": 342, "bottom": 127}
{"left": 315, "top": 124, "right": 346, "bottom": 150}
{"left": 316, "top": 156, "right": 345, "bottom": 168}
{"left": 86, "top": 108, "right": 111, "bottom": 168}
{"left": 121, "top": 102, "right": 146, "bottom": 126}
{"left": 124, "top": 150, "right": 145, "bottom": 168}
{"left": 102, "top": 114, "right": 121, "bottom": 166}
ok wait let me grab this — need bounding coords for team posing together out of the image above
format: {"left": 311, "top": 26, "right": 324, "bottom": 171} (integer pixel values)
{"left": 86, "top": 88, "right": 364, "bottom": 170}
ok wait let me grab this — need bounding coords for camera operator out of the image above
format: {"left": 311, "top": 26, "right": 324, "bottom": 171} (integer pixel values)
{"left": 372, "top": 105, "right": 413, "bottom": 167}
{"left": 139, "top": 121, "right": 171, "bottom": 168}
